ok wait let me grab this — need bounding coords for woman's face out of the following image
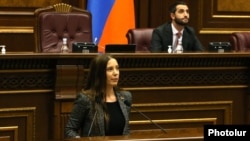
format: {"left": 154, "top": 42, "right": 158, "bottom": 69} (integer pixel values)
{"left": 106, "top": 58, "right": 119, "bottom": 87}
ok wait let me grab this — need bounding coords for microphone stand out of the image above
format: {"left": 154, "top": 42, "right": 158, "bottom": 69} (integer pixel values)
{"left": 88, "top": 111, "right": 97, "bottom": 136}
{"left": 131, "top": 106, "right": 167, "bottom": 133}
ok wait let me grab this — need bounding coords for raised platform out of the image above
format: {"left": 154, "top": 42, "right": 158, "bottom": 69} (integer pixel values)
{"left": 0, "top": 52, "right": 250, "bottom": 141}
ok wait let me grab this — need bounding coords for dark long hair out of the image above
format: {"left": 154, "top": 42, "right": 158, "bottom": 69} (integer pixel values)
{"left": 84, "top": 54, "right": 112, "bottom": 100}
{"left": 83, "top": 53, "right": 116, "bottom": 133}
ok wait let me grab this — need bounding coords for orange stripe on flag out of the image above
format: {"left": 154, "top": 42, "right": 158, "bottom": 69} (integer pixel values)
{"left": 98, "top": 0, "right": 135, "bottom": 52}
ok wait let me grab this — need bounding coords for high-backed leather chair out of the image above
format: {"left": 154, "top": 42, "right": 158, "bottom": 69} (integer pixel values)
{"left": 34, "top": 3, "right": 92, "bottom": 53}
{"left": 229, "top": 32, "right": 250, "bottom": 52}
{"left": 126, "top": 28, "right": 154, "bottom": 52}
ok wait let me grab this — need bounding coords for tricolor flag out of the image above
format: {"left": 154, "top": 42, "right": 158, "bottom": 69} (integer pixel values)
{"left": 87, "top": 0, "right": 135, "bottom": 53}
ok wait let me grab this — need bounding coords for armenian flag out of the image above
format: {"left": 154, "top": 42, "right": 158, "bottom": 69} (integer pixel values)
{"left": 87, "top": 0, "right": 135, "bottom": 52}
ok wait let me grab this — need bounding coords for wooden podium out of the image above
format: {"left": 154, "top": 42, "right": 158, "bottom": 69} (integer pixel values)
{"left": 63, "top": 128, "right": 203, "bottom": 141}
{"left": 2, "top": 52, "right": 249, "bottom": 141}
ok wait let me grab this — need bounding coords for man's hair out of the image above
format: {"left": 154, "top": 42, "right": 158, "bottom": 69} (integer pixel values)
{"left": 169, "top": 0, "right": 188, "bottom": 13}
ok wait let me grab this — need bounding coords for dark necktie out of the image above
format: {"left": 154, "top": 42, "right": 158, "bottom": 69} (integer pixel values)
{"left": 174, "top": 32, "right": 182, "bottom": 49}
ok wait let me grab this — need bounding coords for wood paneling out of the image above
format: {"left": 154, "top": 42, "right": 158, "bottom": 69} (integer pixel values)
{"left": 0, "top": 53, "right": 249, "bottom": 140}
{"left": 1, "top": 0, "right": 250, "bottom": 140}
{"left": 0, "top": 0, "right": 86, "bottom": 52}
{"left": 66, "top": 128, "right": 204, "bottom": 141}
{"left": 217, "top": 0, "right": 250, "bottom": 11}
{"left": 0, "top": 108, "right": 35, "bottom": 141}
{"left": 1, "top": 0, "right": 250, "bottom": 52}
{"left": 0, "top": 136, "right": 11, "bottom": 141}
{"left": 199, "top": 0, "right": 250, "bottom": 32}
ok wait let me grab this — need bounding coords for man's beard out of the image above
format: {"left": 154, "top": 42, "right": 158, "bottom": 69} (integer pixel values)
{"left": 174, "top": 17, "right": 189, "bottom": 26}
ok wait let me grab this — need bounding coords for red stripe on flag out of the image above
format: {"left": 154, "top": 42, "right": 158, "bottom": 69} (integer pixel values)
{"left": 98, "top": 0, "right": 135, "bottom": 52}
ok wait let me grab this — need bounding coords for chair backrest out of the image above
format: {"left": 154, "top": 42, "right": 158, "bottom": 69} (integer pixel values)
{"left": 229, "top": 32, "right": 250, "bottom": 52}
{"left": 126, "top": 28, "right": 154, "bottom": 52}
{"left": 34, "top": 3, "right": 92, "bottom": 53}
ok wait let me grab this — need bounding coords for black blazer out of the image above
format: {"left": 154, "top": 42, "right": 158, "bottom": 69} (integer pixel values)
{"left": 64, "top": 90, "right": 132, "bottom": 138}
{"left": 150, "top": 22, "right": 204, "bottom": 52}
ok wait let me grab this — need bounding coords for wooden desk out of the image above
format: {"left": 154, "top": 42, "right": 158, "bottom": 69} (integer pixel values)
{"left": 0, "top": 52, "right": 250, "bottom": 141}
{"left": 64, "top": 128, "right": 203, "bottom": 141}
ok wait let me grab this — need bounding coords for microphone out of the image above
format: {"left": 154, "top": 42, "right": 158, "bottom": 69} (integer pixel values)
{"left": 88, "top": 110, "right": 97, "bottom": 136}
{"left": 124, "top": 100, "right": 167, "bottom": 134}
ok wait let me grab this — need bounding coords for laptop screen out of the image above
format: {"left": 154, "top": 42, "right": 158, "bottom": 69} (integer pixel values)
{"left": 105, "top": 44, "right": 136, "bottom": 53}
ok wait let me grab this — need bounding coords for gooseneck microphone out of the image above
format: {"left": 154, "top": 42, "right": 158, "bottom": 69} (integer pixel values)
{"left": 88, "top": 110, "right": 97, "bottom": 136}
{"left": 124, "top": 100, "right": 167, "bottom": 134}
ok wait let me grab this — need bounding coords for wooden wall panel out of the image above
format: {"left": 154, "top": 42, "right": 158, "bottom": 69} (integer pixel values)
{"left": 197, "top": 0, "right": 250, "bottom": 49}
{"left": 0, "top": 107, "right": 35, "bottom": 141}
{"left": 1, "top": 0, "right": 250, "bottom": 52}
{"left": 0, "top": 0, "right": 61, "bottom": 7}
{"left": 0, "top": 136, "right": 11, "bottom": 141}
{"left": 0, "top": 0, "right": 63, "bottom": 31}
{"left": 0, "top": 93, "right": 54, "bottom": 141}
{"left": 199, "top": 0, "right": 250, "bottom": 33}
{"left": 0, "top": 53, "right": 249, "bottom": 140}
{"left": 129, "top": 101, "right": 232, "bottom": 129}
{"left": 0, "top": 127, "right": 17, "bottom": 141}
{"left": 0, "top": 0, "right": 85, "bottom": 52}
{"left": 217, "top": 0, "right": 250, "bottom": 11}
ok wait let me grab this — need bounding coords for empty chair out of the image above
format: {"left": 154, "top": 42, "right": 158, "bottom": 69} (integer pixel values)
{"left": 34, "top": 3, "right": 93, "bottom": 53}
{"left": 126, "top": 28, "right": 154, "bottom": 52}
{"left": 229, "top": 32, "right": 250, "bottom": 52}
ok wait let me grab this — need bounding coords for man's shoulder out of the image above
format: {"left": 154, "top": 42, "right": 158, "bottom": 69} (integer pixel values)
{"left": 184, "top": 26, "right": 195, "bottom": 32}
{"left": 154, "top": 22, "right": 172, "bottom": 34}
{"left": 156, "top": 22, "right": 171, "bottom": 30}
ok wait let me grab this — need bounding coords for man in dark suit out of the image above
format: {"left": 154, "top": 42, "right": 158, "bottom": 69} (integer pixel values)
{"left": 151, "top": 1, "right": 204, "bottom": 53}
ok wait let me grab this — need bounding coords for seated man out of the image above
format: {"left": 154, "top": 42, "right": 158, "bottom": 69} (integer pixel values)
{"left": 150, "top": 1, "right": 204, "bottom": 53}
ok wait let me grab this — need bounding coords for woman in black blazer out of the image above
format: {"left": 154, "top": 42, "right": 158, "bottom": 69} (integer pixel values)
{"left": 65, "top": 54, "right": 132, "bottom": 138}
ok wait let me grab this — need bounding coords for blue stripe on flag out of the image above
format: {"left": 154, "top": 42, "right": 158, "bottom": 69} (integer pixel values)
{"left": 87, "top": 0, "right": 115, "bottom": 44}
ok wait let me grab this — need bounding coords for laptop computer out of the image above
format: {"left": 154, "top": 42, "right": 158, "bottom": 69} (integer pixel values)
{"left": 105, "top": 44, "right": 136, "bottom": 53}
{"left": 72, "top": 42, "right": 98, "bottom": 53}
{"left": 208, "top": 42, "right": 231, "bottom": 52}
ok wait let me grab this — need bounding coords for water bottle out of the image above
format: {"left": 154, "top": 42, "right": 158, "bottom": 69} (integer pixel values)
{"left": 61, "top": 38, "right": 69, "bottom": 53}
{"left": 175, "top": 40, "right": 183, "bottom": 53}
{"left": 168, "top": 45, "right": 172, "bottom": 53}
{"left": 0, "top": 45, "right": 6, "bottom": 54}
